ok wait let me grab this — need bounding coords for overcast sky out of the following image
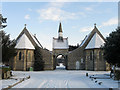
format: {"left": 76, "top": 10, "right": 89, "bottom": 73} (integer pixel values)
{"left": 2, "top": 1, "right": 118, "bottom": 51}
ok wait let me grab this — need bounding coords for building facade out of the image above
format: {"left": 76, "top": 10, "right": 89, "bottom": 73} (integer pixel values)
{"left": 67, "top": 24, "right": 110, "bottom": 71}
{"left": 53, "top": 22, "right": 69, "bottom": 69}
{"left": 12, "top": 25, "right": 53, "bottom": 71}
{"left": 11, "top": 23, "right": 110, "bottom": 71}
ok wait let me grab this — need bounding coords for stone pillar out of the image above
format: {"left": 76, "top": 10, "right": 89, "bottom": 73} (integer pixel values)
{"left": 13, "top": 56, "right": 17, "bottom": 71}
{"left": 24, "top": 50, "right": 27, "bottom": 71}
{"left": 51, "top": 54, "right": 54, "bottom": 70}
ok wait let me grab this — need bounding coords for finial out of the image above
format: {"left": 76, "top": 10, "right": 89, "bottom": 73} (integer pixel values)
{"left": 24, "top": 24, "right": 27, "bottom": 27}
{"left": 94, "top": 23, "right": 96, "bottom": 27}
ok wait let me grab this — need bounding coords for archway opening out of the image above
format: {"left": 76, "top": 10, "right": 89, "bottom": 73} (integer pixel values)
{"left": 56, "top": 54, "right": 66, "bottom": 70}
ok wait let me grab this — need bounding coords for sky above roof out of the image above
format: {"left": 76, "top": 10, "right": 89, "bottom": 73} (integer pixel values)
{"left": 2, "top": 1, "right": 118, "bottom": 51}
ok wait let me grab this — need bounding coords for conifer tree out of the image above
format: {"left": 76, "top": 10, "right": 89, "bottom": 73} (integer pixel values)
{"left": 1, "top": 30, "right": 16, "bottom": 64}
{"left": 104, "top": 27, "right": 120, "bottom": 67}
{"left": 34, "top": 46, "right": 44, "bottom": 71}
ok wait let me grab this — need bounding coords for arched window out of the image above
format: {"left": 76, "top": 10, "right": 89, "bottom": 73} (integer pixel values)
{"left": 19, "top": 52, "right": 22, "bottom": 60}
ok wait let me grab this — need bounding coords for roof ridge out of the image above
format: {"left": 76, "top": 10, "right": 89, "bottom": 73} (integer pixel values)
{"left": 16, "top": 25, "right": 43, "bottom": 49}
{"left": 15, "top": 33, "right": 35, "bottom": 49}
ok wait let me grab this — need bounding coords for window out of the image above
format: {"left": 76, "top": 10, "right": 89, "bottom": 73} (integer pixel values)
{"left": 19, "top": 52, "right": 21, "bottom": 60}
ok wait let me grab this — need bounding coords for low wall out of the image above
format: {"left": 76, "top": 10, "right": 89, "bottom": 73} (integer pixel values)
{"left": 0, "top": 67, "right": 12, "bottom": 79}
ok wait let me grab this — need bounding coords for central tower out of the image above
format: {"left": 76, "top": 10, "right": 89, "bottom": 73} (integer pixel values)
{"left": 53, "top": 22, "right": 69, "bottom": 69}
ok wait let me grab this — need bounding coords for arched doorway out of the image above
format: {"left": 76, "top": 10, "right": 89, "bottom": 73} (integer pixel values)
{"left": 55, "top": 54, "right": 67, "bottom": 70}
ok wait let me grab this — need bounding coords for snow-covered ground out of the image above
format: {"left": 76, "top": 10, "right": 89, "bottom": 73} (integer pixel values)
{"left": 1, "top": 69, "right": 119, "bottom": 89}
{"left": 0, "top": 71, "right": 29, "bottom": 89}
{"left": 56, "top": 63, "right": 66, "bottom": 70}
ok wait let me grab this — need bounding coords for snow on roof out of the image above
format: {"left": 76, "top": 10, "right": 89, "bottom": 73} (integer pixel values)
{"left": 85, "top": 33, "right": 105, "bottom": 49}
{"left": 53, "top": 38, "right": 69, "bottom": 49}
{"left": 15, "top": 33, "right": 35, "bottom": 49}
{"left": 80, "top": 33, "right": 90, "bottom": 47}
{"left": 29, "top": 32, "right": 42, "bottom": 48}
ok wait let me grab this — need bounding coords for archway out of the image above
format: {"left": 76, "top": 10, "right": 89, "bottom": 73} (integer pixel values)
{"left": 54, "top": 54, "right": 67, "bottom": 70}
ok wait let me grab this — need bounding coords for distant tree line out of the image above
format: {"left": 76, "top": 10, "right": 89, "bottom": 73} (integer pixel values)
{"left": 68, "top": 44, "right": 79, "bottom": 51}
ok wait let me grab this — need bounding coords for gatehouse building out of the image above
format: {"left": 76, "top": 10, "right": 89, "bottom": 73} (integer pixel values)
{"left": 10, "top": 23, "right": 110, "bottom": 71}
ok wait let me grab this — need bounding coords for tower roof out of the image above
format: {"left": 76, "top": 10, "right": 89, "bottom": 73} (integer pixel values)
{"left": 53, "top": 37, "right": 69, "bottom": 49}
{"left": 58, "top": 22, "right": 63, "bottom": 33}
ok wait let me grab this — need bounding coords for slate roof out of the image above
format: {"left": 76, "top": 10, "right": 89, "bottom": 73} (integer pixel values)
{"left": 53, "top": 22, "right": 68, "bottom": 49}
{"left": 53, "top": 37, "right": 69, "bottom": 49}
{"left": 80, "top": 33, "right": 90, "bottom": 47}
{"left": 80, "top": 24, "right": 105, "bottom": 49}
{"left": 85, "top": 33, "right": 105, "bottom": 49}
{"left": 15, "top": 26, "right": 43, "bottom": 49}
{"left": 15, "top": 33, "right": 35, "bottom": 49}
{"left": 29, "top": 32, "right": 42, "bottom": 48}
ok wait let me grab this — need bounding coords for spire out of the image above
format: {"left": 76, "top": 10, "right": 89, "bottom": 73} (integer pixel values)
{"left": 58, "top": 22, "right": 63, "bottom": 33}
{"left": 58, "top": 22, "right": 63, "bottom": 41}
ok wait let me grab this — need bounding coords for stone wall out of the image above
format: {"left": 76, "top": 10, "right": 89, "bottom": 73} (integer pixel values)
{"left": 1, "top": 67, "right": 12, "bottom": 79}
{"left": 53, "top": 49, "right": 68, "bottom": 69}
{"left": 12, "top": 48, "right": 54, "bottom": 71}
{"left": 67, "top": 47, "right": 85, "bottom": 70}
{"left": 85, "top": 49, "right": 94, "bottom": 70}
{"left": 94, "top": 49, "right": 106, "bottom": 71}
{"left": 53, "top": 49, "right": 68, "bottom": 55}
{"left": 41, "top": 49, "right": 54, "bottom": 70}
{"left": 13, "top": 49, "right": 34, "bottom": 71}
{"left": 12, "top": 47, "right": 110, "bottom": 71}
{"left": 85, "top": 49, "right": 108, "bottom": 71}
{"left": 67, "top": 47, "right": 110, "bottom": 71}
